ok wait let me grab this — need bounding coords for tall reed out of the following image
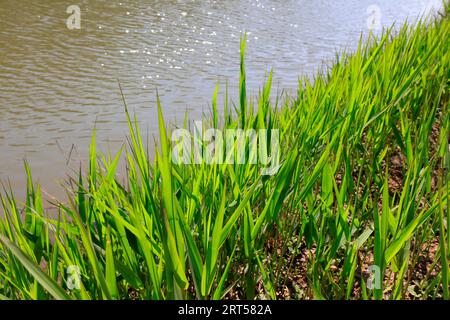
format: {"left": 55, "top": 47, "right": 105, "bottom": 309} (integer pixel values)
{"left": 0, "top": 11, "right": 449, "bottom": 300}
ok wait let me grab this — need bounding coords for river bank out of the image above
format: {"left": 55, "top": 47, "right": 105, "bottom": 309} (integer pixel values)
{"left": 0, "top": 6, "right": 449, "bottom": 300}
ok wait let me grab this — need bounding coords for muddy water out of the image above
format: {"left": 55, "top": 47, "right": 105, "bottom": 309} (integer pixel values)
{"left": 0, "top": 0, "right": 442, "bottom": 199}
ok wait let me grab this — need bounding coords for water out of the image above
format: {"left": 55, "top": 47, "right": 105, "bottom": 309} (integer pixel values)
{"left": 0, "top": 0, "right": 442, "bottom": 199}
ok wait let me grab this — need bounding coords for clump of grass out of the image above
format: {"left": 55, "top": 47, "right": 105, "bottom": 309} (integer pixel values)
{"left": 0, "top": 12, "right": 449, "bottom": 300}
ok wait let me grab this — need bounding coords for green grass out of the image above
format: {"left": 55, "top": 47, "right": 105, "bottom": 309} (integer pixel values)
{"left": 0, "top": 10, "right": 449, "bottom": 300}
